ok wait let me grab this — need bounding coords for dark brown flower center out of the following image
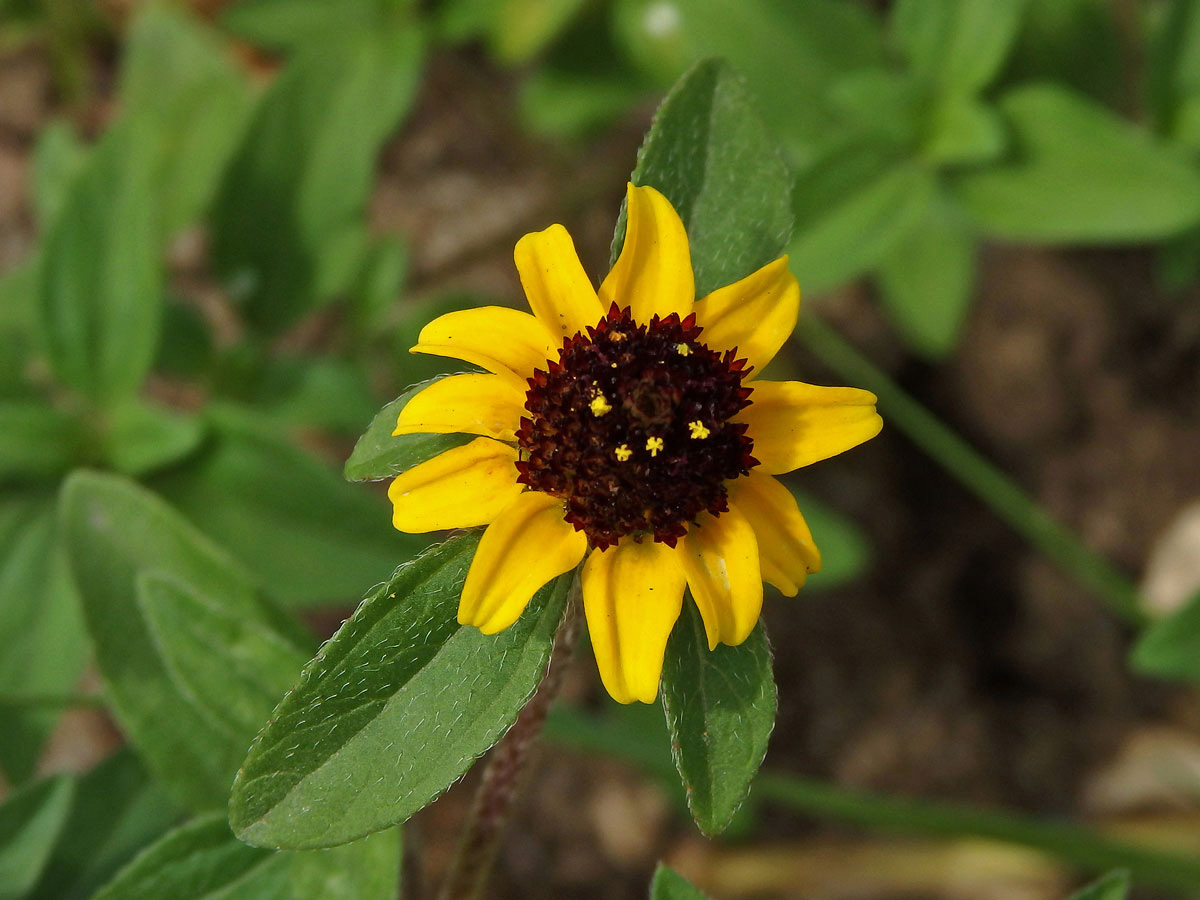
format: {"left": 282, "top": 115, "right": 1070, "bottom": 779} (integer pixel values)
{"left": 515, "top": 304, "right": 757, "bottom": 549}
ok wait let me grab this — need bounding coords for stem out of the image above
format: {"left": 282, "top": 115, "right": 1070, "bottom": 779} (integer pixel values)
{"left": 437, "top": 585, "right": 583, "bottom": 900}
{"left": 797, "top": 316, "right": 1146, "bottom": 627}
{"left": 755, "top": 773, "right": 1200, "bottom": 893}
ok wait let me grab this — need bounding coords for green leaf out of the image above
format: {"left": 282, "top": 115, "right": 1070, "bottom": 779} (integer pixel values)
{"left": 1148, "top": 0, "right": 1200, "bottom": 138}
{"left": 650, "top": 864, "right": 711, "bottom": 900}
{"left": 60, "top": 470, "right": 301, "bottom": 811}
{"left": 139, "top": 572, "right": 309, "bottom": 741}
{"left": 119, "top": 5, "right": 254, "bottom": 235}
{"left": 102, "top": 401, "right": 206, "bottom": 478}
{"left": 828, "top": 69, "right": 925, "bottom": 147}
{"left": 37, "top": 120, "right": 163, "bottom": 403}
{"left": 892, "top": 0, "right": 1026, "bottom": 96}
{"left": 1157, "top": 224, "right": 1200, "bottom": 292}
{"left": 149, "top": 403, "right": 425, "bottom": 608}
{"left": 661, "top": 600, "right": 776, "bottom": 836}
{"left": 29, "top": 751, "right": 180, "bottom": 900}
{"left": 344, "top": 380, "right": 474, "bottom": 483}
{"left": 211, "top": 25, "right": 424, "bottom": 335}
{"left": 91, "top": 813, "right": 400, "bottom": 900}
{"left": 788, "top": 487, "right": 871, "bottom": 590}
{"left": 614, "top": 59, "right": 793, "bottom": 298}
{"left": 0, "top": 403, "right": 83, "bottom": 483}
{"left": 951, "top": 85, "right": 1200, "bottom": 243}
{"left": 0, "top": 776, "right": 74, "bottom": 900}
{"left": 31, "top": 120, "right": 86, "bottom": 227}
{"left": 921, "top": 96, "right": 1006, "bottom": 166}
{"left": 612, "top": 0, "right": 884, "bottom": 164}
{"left": 789, "top": 142, "right": 936, "bottom": 294}
{"left": 230, "top": 536, "right": 570, "bottom": 849}
{"left": 876, "top": 195, "right": 977, "bottom": 359}
{"left": 0, "top": 500, "right": 87, "bottom": 783}
{"left": 348, "top": 235, "right": 408, "bottom": 338}
{"left": 1130, "top": 590, "right": 1200, "bottom": 683}
{"left": 92, "top": 812, "right": 277, "bottom": 900}
{"left": 1066, "top": 870, "right": 1130, "bottom": 900}
{"left": 489, "top": 0, "right": 588, "bottom": 64}
{"left": 222, "top": 0, "right": 406, "bottom": 52}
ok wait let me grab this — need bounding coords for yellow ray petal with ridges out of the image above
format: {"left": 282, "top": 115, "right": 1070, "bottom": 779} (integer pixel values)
{"left": 581, "top": 538, "right": 686, "bottom": 704}
{"left": 692, "top": 256, "right": 799, "bottom": 377}
{"left": 736, "top": 380, "right": 882, "bottom": 474}
{"left": 459, "top": 491, "right": 587, "bottom": 634}
{"left": 599, "top": 183, "right": 694, "bottom": 322}
{"left": 393, "top": 373, "right": 525, "bottom": 442}
{"left": 411, "top": 306, "right": 557, "bottom": 383}
{"left": 387, "top": 438, "right": 523, "bottom": 532}
{"left": 729, "top": 471, "right": 820, "bottom": 596}
{"left": 514, "top": 224, "right": 604, "bottom": 341}
{"left": 678, "top": 507, "right": 763, "bottom": 649}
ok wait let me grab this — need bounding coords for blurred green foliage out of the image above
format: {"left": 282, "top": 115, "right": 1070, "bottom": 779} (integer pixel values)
{"left": 2, "top": 0, "right": 1200, "bottom": 897}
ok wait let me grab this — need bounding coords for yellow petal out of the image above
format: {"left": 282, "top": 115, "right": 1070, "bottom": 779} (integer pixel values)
{"left": 581, "top": 538, "right": 685, "bottom": 704}
{"left": 729, "top": 472, "right": 820, "bottom": 597}
{"left": 737, "top": 380, "right": 882, "bottom": 474}
{"left": 599, "top": 183, "right": 694, "bottom": 322}
{"left": 411, "top": 306, "right": 557, "bottom": 383}
{"left": 459, "top": 491, "right": 587, "bottom": 634}
{"left": 678, "top": 507, "right": 762, "bottom": 649}
{"left": 387, "top": 438, "right": 523, "bottom": 532}
{"left": 692, "top": 256, "right": 799, "bottom": 377}
{"left": 393, "top": 373, "right": 525, "bottom": 442}
{"left": 514, "top": 224, "right": 604, "bottom": 341}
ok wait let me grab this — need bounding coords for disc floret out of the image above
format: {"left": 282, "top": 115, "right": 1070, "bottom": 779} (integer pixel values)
{"left": 515, "top": 304, "right": 757, "bottom": 549}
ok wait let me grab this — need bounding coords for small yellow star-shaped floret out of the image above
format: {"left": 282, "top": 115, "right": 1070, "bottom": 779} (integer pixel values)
{"left": 614, "top": 444, "right": 632, "bottom": 462}
{"left": 590, "top": 392, "right": 612, "bottom": 416}
{"left": 675, "top": 343, "right": 692, "bottom": 356}
{"left": 688, "top": 420, "right": 710, "bottom": 440}
{"left": 645, "top": 436, "right": 664, "bottom": 457}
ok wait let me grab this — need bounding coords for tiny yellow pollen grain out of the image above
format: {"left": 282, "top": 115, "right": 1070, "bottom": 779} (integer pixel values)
{"left": 688, "top": 420, "right": 710, "bottom": 440}
{"left": 645, "top": 436, "right": 664, "bottom": 457}
{"left": 615, "top": 444, "right": 632, "bottom": 462}
{"left": 675, "top": 343, "right": 692, "bottom": 356}
{"left": 590, "top": 392, "right": 612, "bottom": 416}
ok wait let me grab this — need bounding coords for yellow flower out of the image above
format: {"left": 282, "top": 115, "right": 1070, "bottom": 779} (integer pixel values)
{"left": 388, "top": 183, "right": 882, "bottom": 704}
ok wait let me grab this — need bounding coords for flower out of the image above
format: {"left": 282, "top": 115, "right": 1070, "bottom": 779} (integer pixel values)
{"left": 388, "top": 183, "right": 882, "bottom": 704}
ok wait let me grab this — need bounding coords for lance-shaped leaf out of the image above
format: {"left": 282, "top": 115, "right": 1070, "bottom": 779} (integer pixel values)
{"left": 230, "top": 535, "right": 570, "bottom": 849}
{"left": 138, "top": 572, "right": 310, "bottom": 742}
{"left": 91, "top": 812, "right": 400, "bottom": 900}
{"left": 150, "top": 403, "right": 425, "bottom": 609}
{"left": 650, "top": 864, "right": 712, "bottom": 900}
{"left": 0, "top": 776, "right": 74, "bottom": 900}
{"left": 661, "top": 600, "right": 776, "bottom": 836}
{"left": 60, "top": 471, "right": 309, "bottom": 811}
{"left": 951, "top": 84, "right": 1200, "bottom": 243}
{"left": 344, "top": 379, "right": 474, "bottom": 483}
{"left": 891, "top": 0, "right": 1027, "bottom": 97}
{"left": 876, "top": 192, "right": 977, "bottom": 359}
{"left": 1130, "top": 590, "right": 1200, "bottom": 683}
{"left": 211, "top": 25, "right": 424, "bottom": 335}
{"left": 613, "top": 58, "right": 793, "bottom": 298}
{"left": 1066, "top": 870, "right": 1131, "bottom": 900}
{"left": 29, "top": 751, "right": 179, "bottom": 900}
{"left": 37, "top": 121, "right": 163, "bottom": 403}
{"left": 0, "top": 499, "right": 87, "bottom": 783}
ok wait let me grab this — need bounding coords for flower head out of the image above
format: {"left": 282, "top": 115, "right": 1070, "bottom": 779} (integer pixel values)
{"left": 389, "top": 183, "right": 882, "bottom": 704}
